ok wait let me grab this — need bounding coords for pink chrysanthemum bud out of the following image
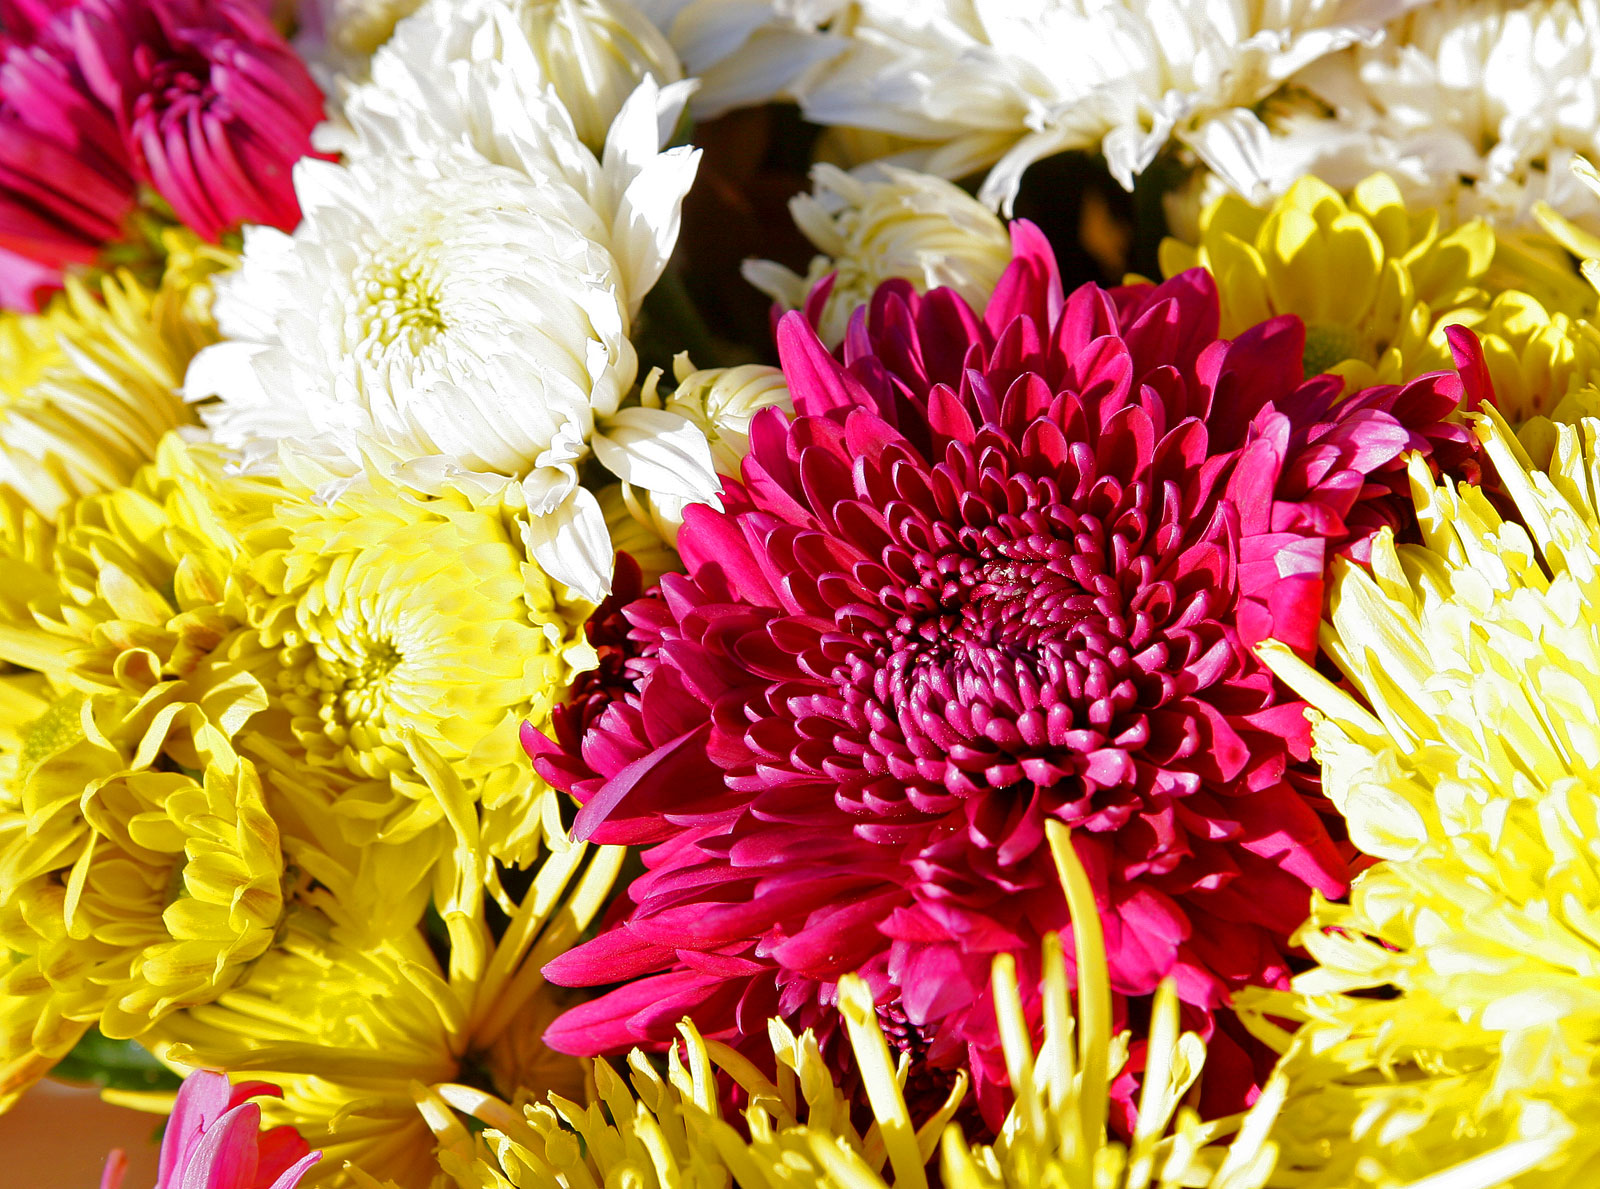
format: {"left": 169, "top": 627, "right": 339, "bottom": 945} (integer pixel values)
{"left": 526, "top": 221, "right": 1480, "bottom": 1129}
{"left": 100, "top": 1070, "right": 319, "bottom": 1189}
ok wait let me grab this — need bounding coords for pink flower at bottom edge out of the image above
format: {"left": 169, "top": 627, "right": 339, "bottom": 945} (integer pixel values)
{"left": 100, "top": 1070, "right": 319, "bottom": 1189}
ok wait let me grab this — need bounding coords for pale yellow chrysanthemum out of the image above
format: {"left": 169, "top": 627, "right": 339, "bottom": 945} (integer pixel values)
{"left": 1160, "top": 173, "right": 1497, "bottom": 388}
{"left": 151, "top": 778, "right": 625, "bottom": 1189}
{"left": 408, "top": 822, "right": 1282, "bottom": 1189}
{"left": 0, "top": 709, "right": 284, "bottom": 1110}
{"left": 237, "top": 469, "right": 595, "bottom": 865}
{"left": 0, "top": 233, "right": 232, "bottom": 527}
{"left": 1250, "top": 409, "right": 1600, "bottom": 1187}
{"left": 743, "top": 163, "right": 1013, "bottom": 347}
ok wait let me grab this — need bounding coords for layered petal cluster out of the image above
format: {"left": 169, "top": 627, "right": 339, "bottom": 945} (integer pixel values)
{"left": 787, "top": 0, "right": 1421, "bottom": 210}
{"left": 1162, "top": 170, "right": 1600, "bottom": 428}
{"left": 66, "top": 0, "right": 324, "bottom": 241}
{"left": 187, "top": 74, "right": 710, "bottom": 601}
{"left": 744, "top": 162, "right": 1013, "bottom": 348}
{"left": 1217, "top": 0, "right": 1600, "bottom": 247}
{"left": 150, "top": 827, "right": 625, "bottom": 1189}
{"left": 394, "top": 825, "right": 1283, "bottom": 1189}
{"left": 527, "top": 225, "right": 1477, "bottom": 1121}
{"left": 0, "top": 708, "right": 286, "bottom": 1108}
{"left": 100, "top": 1070, "right": 319, "bottom": 1189}
{"left": 1245, "top": 411, "right": 1600, "bottom": 1187}
{"left": 0, "top": 2, "right": 136, "bottom": 310}
{"left": 0, "top": 439, "right": 283, "bottom": 1107}
{"left": 0, "top": 0, "right": 320, "bottom": 309}
{"left": 0, "top": 231, "right": 232, "bottom": 526}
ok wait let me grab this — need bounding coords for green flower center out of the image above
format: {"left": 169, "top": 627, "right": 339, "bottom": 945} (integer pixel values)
{"left": 1302, "top": 321, "right": 1369, "bottom": 378}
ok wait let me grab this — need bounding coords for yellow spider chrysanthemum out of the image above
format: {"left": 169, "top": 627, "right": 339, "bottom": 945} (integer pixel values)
{"left": 0, "top": 233, "right": 234, "bottom": 526}
{"left": 403, "top": 822, "right": 1282, "bottom": 1189}
{"left": 1250, "top": 410, "right": 1600, "bottom": 1187}
{"left": 151, "top": 777, "right": 625, "bottom": 1189}
{"left": 0, "top": 711, "right": 284, "bottom": 1110}
{"left": 237, "top": 470, "right": 596, "bottom": 865}
{"left": 1160, "top": 174, "right": 1497, "bottom": 388}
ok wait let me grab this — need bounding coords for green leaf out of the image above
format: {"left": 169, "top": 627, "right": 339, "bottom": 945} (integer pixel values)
{"left": 52, "top": 1027, "right": 182, "bottom": 1092}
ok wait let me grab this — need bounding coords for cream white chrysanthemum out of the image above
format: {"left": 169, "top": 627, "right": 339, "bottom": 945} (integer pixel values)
{"left": 187, "top": 82, "right": 713, "bottom": 601}
{"left": 321, "top": 0, "right": 683, "bottom": 151}
{"left": 1212, "top": 0, "right": 1600, "bottom": 250}
{"left": 603, "top": 353, "right": 790, "bottom": 548}
{"left": 743, "top": 163, "right": 1012, "bottom": 346}
{"left": 321, "top": 15, "right": 697, "bottom": 321}
{"left": 790, "top": 0, "right": 1416, "bottom": 211}
{"left": 1248, "top": 410, "right": 1600, "bottom": 1187}
{"left": 631, "top": 0, "right": 849, "bottom": 119}
{"left": 296, "top": 0, "right": 426, "bottom": 79}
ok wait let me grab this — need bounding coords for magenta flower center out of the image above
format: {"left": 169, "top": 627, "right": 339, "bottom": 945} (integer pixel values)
{"left": 131, "top": 44, "right": 213, "bottom": 123}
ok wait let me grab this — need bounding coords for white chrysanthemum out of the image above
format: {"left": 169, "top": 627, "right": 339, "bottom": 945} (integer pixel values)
{"left": 789, "top": 0, "right": 1415, "bottom": 211}
{"left": 322, "top": 16, "right": 697, "bottom": 322}
{"left": 742, "top": 162, "right": 1012, "bottom": 346}
{"left": 296, "top": 0, "right": 426, "bottom": 80}
{"left": 320, "top": 0, "right": 683, "bottom": 150}
{"left": 632, "top": 0, "right": 849, "bottom": 118}
{"left": 186, "top": 83, "right": 715, "bottom": 602}
{"left": 1208, "top": 0, "right": 1600, "bottom": 238}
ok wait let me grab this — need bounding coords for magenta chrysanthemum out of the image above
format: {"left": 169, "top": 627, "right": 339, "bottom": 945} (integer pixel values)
{"left": 526, "top": 223, "right": 1476, "bottom": 1125}
{"left": 0, "top": 0, "right": 320, "bottom": 309}
{"left": 0, "top": 0, "right": 136, "bottom": 309}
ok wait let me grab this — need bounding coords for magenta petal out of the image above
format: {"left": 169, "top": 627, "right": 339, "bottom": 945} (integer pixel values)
{"left": 176, "top": 1102, "right": 261, "bottom": 1189}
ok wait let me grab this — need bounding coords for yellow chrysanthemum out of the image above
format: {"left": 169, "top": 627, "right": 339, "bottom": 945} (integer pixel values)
{"left": 0, "top": 232, "right": 233, "bottom": 526}
{"left": 237, "top": 469, "right": 595, "bottom": 865}
{"left": 151, "top": 772, "right": 625, "bottom": 1189}
{"left": 0, "top": 433, "right": 274, "bottom": 729}
{"left": 1447, "top": 289, "right": 1600, "bottom": 424}
{"left": 0, "top": 709, "right": 284, "bottom": 1110}
{"left": 1250, "top": 410, "right": 1600, "bottom": 1187}
{"left": 1160, "top": 174, "right": 1497, "bottom": 388}
{"left": 403, "top": 823, "right": 1282, "bottom": 1189}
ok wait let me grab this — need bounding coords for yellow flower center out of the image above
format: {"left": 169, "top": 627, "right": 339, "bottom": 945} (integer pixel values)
{"left": 337, "top": 636, "right": 404, "bottom": 726}
{"left": 351, "top": 248, "right": 447, "bottom": 357}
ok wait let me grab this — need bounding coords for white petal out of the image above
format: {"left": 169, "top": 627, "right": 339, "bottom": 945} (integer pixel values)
{"left": 521, "top": 480, "right": 615, "bottom": 602}
{"left": 591, "top": 406, "right": 721, "bottom": 503}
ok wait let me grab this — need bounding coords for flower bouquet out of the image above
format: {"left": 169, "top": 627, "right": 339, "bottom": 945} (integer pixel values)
{"left": 3, "top": 1, "right": 1600, "bottom": 1187}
